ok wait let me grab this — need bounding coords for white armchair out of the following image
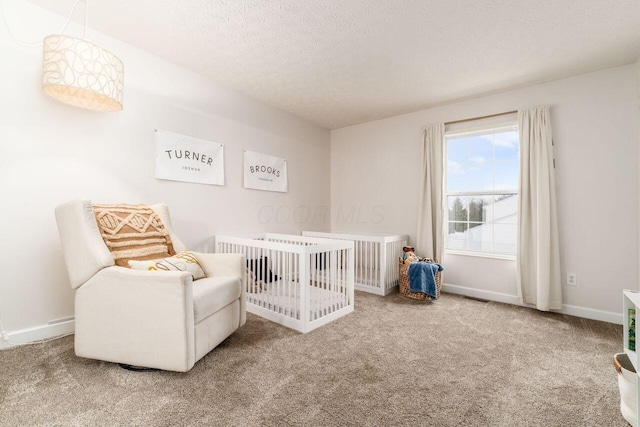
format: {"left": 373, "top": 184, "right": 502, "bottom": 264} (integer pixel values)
{"left": 55, "top": 199, "right": 246, "bottom": 372}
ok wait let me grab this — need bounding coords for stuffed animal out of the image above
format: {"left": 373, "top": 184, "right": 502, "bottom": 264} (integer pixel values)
{"left": 402, "top": 246, "right": 421, "bottom": 264}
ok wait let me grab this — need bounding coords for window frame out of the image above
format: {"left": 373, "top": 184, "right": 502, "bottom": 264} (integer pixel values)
{"left": 444, "top": 124, "right": 519, "bottom": 260}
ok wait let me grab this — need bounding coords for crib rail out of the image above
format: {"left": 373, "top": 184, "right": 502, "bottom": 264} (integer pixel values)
{"left": 302, "top": 231, "right": 408, "bottom": 296}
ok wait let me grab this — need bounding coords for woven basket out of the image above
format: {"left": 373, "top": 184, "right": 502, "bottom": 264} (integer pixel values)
{"left": 614, "top": 353, "right": 638, "bottom": 427}
{"left": 398, "top": 257, "right": 442, "bottom": 301}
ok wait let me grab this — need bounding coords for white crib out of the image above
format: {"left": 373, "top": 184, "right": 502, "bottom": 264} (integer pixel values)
{"left": 215, "top": 233, "right": 354, "bottom": 333}
{"left": 302, "top": 232, "right": 408, "bottom": 296}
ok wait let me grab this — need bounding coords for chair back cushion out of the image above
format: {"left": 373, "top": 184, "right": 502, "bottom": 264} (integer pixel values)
{"left": 55, "top": 199, "right": 187, "bottom": 288}
{"left": 149, "top": 204, "right": 187, "bottom": 253}
{"left": 55, "top": 199, "right": 115, "bottom": 289}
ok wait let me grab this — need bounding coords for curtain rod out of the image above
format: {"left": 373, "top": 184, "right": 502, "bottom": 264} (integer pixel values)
{"left": 445, "top": 110, "right": 518, "bottom": 126}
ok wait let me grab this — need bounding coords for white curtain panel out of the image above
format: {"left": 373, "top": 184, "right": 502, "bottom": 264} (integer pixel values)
{"left": 517, "top": 106, "right": 562, "bottom": 311}
{"left": 417, "top": 123, "right": 445, "bottom": 261}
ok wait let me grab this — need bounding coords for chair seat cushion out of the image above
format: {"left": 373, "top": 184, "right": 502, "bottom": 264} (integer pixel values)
{"left": 192, "top": 276, "right": 242, "bottom": 323}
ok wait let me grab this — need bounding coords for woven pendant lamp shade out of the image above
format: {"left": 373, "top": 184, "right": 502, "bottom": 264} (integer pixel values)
{"left": 42, "top": 35, "right": 124, "bottom": 112}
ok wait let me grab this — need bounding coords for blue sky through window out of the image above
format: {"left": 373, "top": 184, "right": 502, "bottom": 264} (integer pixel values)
{"left": 447, "top": 129, "right": 518, "bottom": 193}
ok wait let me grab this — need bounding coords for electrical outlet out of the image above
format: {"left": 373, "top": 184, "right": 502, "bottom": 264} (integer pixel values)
{"left": 1, "top": 331, "right": 8, "bottom": 341}
{"left": 566, "top": 273, "right": 577, "bottom": 286}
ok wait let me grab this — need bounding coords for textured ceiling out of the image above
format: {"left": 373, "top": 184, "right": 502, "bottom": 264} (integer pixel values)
{"left": 24, "top": 0, "right": 640, "bottom": 129}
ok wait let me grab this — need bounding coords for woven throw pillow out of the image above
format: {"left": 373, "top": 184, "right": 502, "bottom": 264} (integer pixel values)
{"left": 93, "top": 203, "right": 175, "bottom": 267}
{"left": 129, "top": 251, "right": 206, "bottom": 280}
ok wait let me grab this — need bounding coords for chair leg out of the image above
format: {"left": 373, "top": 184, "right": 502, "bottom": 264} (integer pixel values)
{"left": 118, "top": 363, "right": 158, "bottom": 372}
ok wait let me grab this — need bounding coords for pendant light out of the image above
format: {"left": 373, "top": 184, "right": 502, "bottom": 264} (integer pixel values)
{"left": 1, "top": 0, "right": 124, "bottom": 111}
{"left": 41, "top": 1, "right": 124, "bottom": 111}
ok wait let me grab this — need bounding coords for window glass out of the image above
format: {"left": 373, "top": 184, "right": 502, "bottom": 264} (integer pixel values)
{"left": 445, "top": 126, "right": 518, "bottom": 257}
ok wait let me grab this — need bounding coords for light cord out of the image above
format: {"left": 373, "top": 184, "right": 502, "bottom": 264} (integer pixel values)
{"left": 0, "top": 0, "right": 89, "bottom": 48}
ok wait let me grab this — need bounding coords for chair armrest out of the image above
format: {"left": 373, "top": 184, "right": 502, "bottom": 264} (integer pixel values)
{"left": 193, "top": 253, "right": 246, "bottom": 327}
{"left": 193, "top": 253, "right": 245, "bottom": 279}
{"left": 74, "top": 266, "right": 196, "bottom": 372}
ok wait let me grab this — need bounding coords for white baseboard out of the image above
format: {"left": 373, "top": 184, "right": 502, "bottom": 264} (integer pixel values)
{"left": 0, "top": 285, "right": 624, "bottom": 350}
{"left": 560, "top": 304, "right": 622, "bottom": 325}
{"left": 0, "top": 319, "right": 75, "bottom": 350}
{"left": 441, "top": 283, "right": 520, "bottom": 305}
{"left": 442, "top": 283, "right": 622, "bottom": 325}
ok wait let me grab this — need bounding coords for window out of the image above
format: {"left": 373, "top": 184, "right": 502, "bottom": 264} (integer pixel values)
{"left": 445, "top": 125, "right": 519, "bottom": 257}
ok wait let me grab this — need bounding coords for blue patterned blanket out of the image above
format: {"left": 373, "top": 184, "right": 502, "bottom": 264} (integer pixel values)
{"left": 408, "top": 261, "right": 444, "bottom": 298}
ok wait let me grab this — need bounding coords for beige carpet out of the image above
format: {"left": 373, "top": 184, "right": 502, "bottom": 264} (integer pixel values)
{"left": 0, "top": 292, "right": 627, "bottom": 426}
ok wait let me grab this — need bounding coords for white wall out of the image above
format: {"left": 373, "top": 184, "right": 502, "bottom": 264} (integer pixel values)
{"left": 331, "top": 65, "right": 638, "bottom": 322}
{"left": 0, "top": 1, "right": 330, "bottom": 339}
